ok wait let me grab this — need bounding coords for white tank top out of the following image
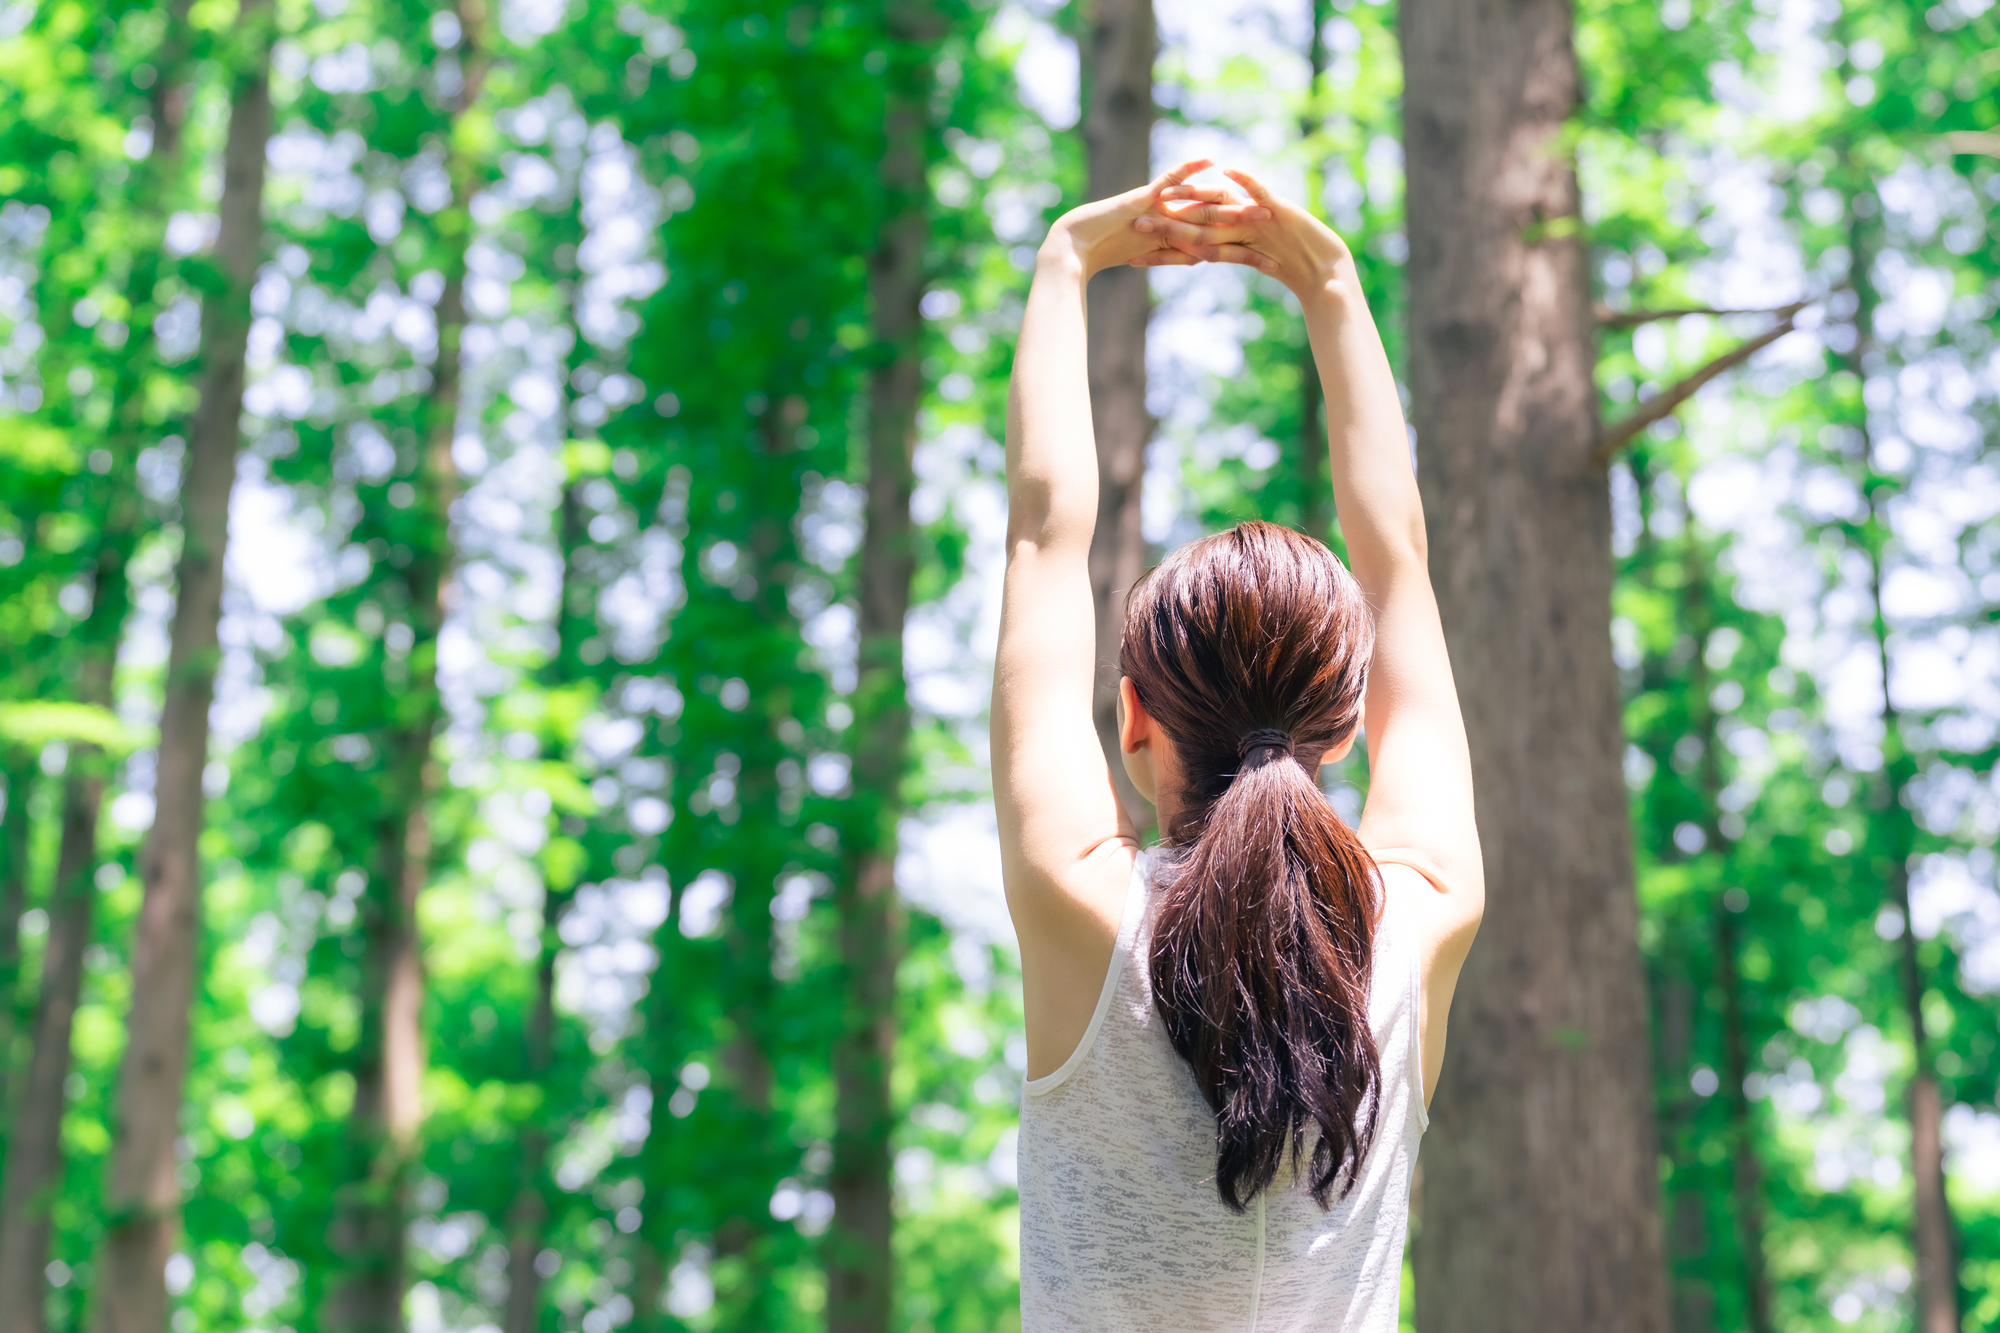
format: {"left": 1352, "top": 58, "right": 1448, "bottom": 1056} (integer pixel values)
{"left": 1018, "top": 850, "right": 1427, "bottom": 1332}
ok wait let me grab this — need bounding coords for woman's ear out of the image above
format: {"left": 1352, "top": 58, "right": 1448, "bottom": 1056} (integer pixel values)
{"left": 1319, "top": 731, "right": 1357, "bottom": 772}
{"left": 1117, "top": 677, "right": 1149, "bottom": 754}
{"left": 1117, "top": 676, "right": 1161, "bottom": 806}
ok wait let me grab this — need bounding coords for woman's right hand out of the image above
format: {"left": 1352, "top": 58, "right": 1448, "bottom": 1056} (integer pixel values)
{"left": 1130, "top": 169, "right": 1357, "bottom": 302}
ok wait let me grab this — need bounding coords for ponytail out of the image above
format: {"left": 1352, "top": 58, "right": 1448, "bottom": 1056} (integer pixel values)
{"left": 1120, "top": 522, "right": 1380, "bottom": 1212}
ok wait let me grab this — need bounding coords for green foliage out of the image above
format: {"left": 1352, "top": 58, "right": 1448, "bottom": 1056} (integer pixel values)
{"left": 1, "top": 0, "right": 1996, "bottom": 1330}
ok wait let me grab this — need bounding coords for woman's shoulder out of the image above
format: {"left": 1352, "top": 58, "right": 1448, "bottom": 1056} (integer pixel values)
{"left": 1010, "top": 835, "right": 1146, "bottom": 1082}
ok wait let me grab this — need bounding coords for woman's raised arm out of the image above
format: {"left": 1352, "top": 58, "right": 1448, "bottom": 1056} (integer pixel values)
{"left": 993, "top": 161, "right": 1265, "bottom": 1071}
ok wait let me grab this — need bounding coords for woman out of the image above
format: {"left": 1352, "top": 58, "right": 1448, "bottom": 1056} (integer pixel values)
{"left": 992, "top": 158, "right": 1484, "bottom": 1331}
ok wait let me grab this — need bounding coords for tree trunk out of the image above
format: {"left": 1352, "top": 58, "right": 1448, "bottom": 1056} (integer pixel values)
{"left": 502, "top": 480, "right": 588, "bottom": 1333}
{"left": 326, "top": 309, "right": 454, "bottom": 1321}
{"left": 327, "top": 390, "right": 450, "bottom": 1330}
{"left": 825, "top": 10, "right": 936, "bottom": 1327}
{"left": 91, "top": 12, "right": 270, "bottom": 1329}
{"left": 1082, "top": 0, "right": 1155, "bottom": 825}
{"left": 1296, "top": 0, "right": 1332, "bottom": 544}
{"left": 1658, "top": 973, "right": 1714, "bottom": 1333}
{"left": 1637, "top": 481, "right": 1713, "bottom": 1333}
{"left": 1399, "top": 0, "right": 1671, "bottom": 1324}
{"left": 0, "top": 755, "right": 32, "bottom": 1132}
{"left": 328, "top": 7, "right": 479, "bottom": 1323}
{"left": 1839, "top": 161, "right": 1959, "bottom": 1333}
{"left": 1711, "top": 908, "right": 1770, "bottom": 1333}
{"left": 1872, "top": 448, "right": 1958, "bottom": 1333}
{"left": 0, "top": 780, "right": 103, "bottom": 1333}
{"left": 0, "top": 533, "right": 132, "bottom": 1333}
{"left": 502, "top": 932, "right": 558, "bottom": 1333}
{"left": 1682, "top": 544, "right": 1772, "bottom": 1333}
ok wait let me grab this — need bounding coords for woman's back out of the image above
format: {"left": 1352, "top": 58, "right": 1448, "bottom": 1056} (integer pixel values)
{"left": 1020, "top": 854, "right": 1426, "bottom": 1333}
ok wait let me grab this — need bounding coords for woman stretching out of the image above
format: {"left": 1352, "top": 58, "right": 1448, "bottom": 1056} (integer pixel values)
{"left": 993, "top": 158, "right": 1484, "bottom": 1331}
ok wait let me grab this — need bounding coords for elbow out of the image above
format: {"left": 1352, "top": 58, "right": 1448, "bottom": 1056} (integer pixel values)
{"left": 1004, "top": 484, "right": 1092, "bottom": 560}
{"left": 1394, "top": 510, "right": 1429, "bottom": 567}
{"left": 1350, "top": 514, "right": 1429, "bottom": 586}
{"left": 1005, "top": 476, "right": 1056, "bottom": 550}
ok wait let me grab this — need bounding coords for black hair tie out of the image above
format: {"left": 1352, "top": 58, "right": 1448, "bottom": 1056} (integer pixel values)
{"left": 1237, "top": 728, "right": 1295, "bottom": 760}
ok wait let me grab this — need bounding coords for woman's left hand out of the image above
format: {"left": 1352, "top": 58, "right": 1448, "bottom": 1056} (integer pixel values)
{"left": 1040, "top": 159, "right": 1271, "bottom": 278}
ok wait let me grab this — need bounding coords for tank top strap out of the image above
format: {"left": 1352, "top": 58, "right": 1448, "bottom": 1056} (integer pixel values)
{"left": 1369, "top": 852, "right": 1430, "bottom": 1133}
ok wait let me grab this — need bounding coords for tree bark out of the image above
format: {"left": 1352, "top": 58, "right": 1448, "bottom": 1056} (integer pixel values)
{"left": 1399, "top": 0, "right": 1671, "bottom": 1324}
{"left": 1869, "top": 401, "right": 1958, "bottom": 1333}
{"left": 0, "top": 780, "right": 103, "bottom": 1333}
{"left": 328, "top": 7, "right": 479, "bottom": 1325}
{"left": 1633, "top": 475, "right": 1715, "bottom": 1333}
{"left": 1658, "top": 974, "right": 1714, "bottom": 1333}
{"left": 1712, "top": 908, "right": 1770, "bottom": 1333}
{"left": 826, "top": 9, "right": 937, "bottom": 1325}
{"left": 502, "top": 480, "right": 588, "bottom": 1333}
{"left": 1295, "top": 0, "right": 1333, "bottom": 544}
{"left": 1082, "top": 0, "right": 1155, "bottom": 825}
{"left": 0, "top": 536, "right": 132, "bottom": 1333}
{"left": 1839, "top": 160, "right": 1959, "bottom": 1333}
{"left": 502, "top": 929, "right": 558, "bottom": 1333}
{"left": 1677, "top": 533, "right": 1772, "bottom": 1333}
{"left": 91, "top": 12, "right": 271, "bottom": 1329}
{"left": 0, "top": 755, "right": 32, "bottom": 1133}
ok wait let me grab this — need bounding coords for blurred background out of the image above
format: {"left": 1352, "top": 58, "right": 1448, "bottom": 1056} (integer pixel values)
{"left": 0, "top": 0, "right": 1997, "bottom": 1330}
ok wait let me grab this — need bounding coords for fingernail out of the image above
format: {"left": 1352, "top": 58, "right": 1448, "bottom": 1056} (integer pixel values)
{"left": 1133, "top": 218, "right": 1153, "bottom": 231}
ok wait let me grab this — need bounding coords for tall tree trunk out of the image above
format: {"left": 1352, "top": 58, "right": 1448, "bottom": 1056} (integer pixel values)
{"left": 1681, "top": 539, "right": 1771, "bottom": 1333}
{"left": 0, "top": 778, "right": 105, "bottom": 1333}
{"left": 1082, "top": 0, "right": 1155, "bottom": 824}
{"left": 502, "top": 924, "right": 558, "bottom": 1333}
{"left": 1295, "top": 0, "right": 1332, "bottom": 544}
{"left": 92, "top": 11, "right": 270, "bottom": 1329}
{"left": 1831, "top": 152, "right": 1958, "bottom": 1332}
{"left": 1658, "top": 973, "right": 1714, "bottom": 1333}
{"left": 1872, "top": 607, "right": 1955, "bottom": 1333}
{"left": 1399, "top": 0, "right": 1671, "bottom": 1324}
{"left": 502, "top": 481, "right": 588, "bottom": 1333}
{"left": 713, "top": 764, "right": 781, "bottom": 1321}
{"left": 1711, "top": 909, "right": 1769, "bottom": 1333}
{"left": 826, "top": 8, "right": 937, "bottom": 1327}
{"left": 0, "top": 755, "right": 32, "bottom": 1133}
{"left": 1634, "top": 480, "right": 1712, "bottom": 1333}
{"left": 0, "top": 536, "right": 133, "bottom": 1333}
{"left": 329, "top": 7, "right": 479, "bottom": 1325}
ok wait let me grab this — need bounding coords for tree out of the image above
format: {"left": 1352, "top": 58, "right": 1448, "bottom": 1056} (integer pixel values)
{"left": 318, "top": 2, "right": 486, "bottom": 1324}
{"left": 0, "top": 753, "right": 27, "bottom": 1126}
{"left": 1840, "top": 153, "right": 1960, "bottom": 1333}
{"left": 497, "top": 198, "right": 599, "bottom": 1333}
{"left": 1398, "top": 0, "right": 1671, "bottom": 1324}
{"left": 825, "top": 0, "right": 942, "bottom": 1326}
{"left": 611, "top": 3, "right": 862, "bottom": 1321}
{"left": 94, "top": 3, "right": 272, "bottom": 1325}
{"left": 1081, "top": 0, "right": 1155, "bottom": 823}
{"left": 0, "top": 3, "right": 198, "bottom": 1323}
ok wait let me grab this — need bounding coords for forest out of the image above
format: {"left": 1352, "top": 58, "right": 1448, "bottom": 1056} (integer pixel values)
{"left": 0, "top": 0, "right": 1996, "bottom": 1329}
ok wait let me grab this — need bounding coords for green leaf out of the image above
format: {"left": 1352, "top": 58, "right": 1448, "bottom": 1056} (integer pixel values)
{"left": 0, "top": 701, "right": 151, "bottom": 752}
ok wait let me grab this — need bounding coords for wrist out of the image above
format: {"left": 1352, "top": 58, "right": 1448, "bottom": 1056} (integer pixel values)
{"left": 1036, "top": 228, "right": 1091, "bottom": 281}
{"left": 1296, "top": 263, "right": 1363, "bottom": 314}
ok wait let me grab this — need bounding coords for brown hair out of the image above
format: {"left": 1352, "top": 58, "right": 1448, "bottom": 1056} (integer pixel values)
{"left": 1119, "top": 520, "right": 1380, "bottom": 1212}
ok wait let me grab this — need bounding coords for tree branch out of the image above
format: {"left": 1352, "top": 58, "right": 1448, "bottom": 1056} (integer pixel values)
{"left": 1942, "top": 130, "right": 2000, "bottom": 158}
{"left": 1594, "top": 301, "right": 1814, "bottom": 331}
{"left": 1595, "top": 299, "right": 1811, "bottom": 465}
